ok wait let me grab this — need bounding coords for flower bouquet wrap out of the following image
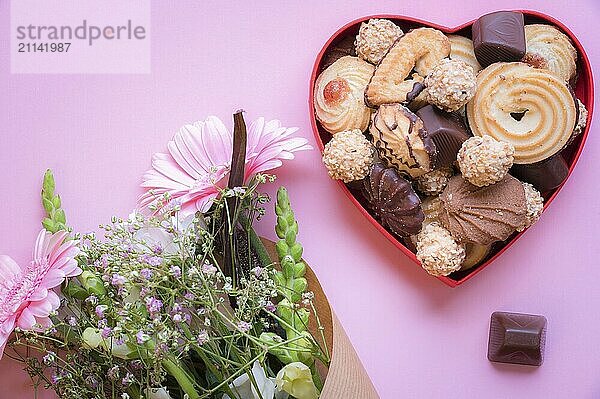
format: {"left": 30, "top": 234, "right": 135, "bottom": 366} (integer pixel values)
{"left": 0, "top": 111, "right": 378, "bottom": 399}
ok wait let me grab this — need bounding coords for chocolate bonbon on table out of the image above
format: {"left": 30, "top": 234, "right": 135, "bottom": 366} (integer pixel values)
{"left": 488, "top": 311, "right": 547, "bottom": 366}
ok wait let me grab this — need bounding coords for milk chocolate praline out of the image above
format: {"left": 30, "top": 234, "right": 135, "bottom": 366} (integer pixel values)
{"left": 439, "top": 174, "right": 527, "bottom": 245}
{"left": 472, "top": 11, "right": 526, "bottom": 67}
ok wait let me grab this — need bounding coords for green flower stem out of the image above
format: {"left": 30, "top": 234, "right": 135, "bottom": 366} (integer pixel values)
{"left": 243, "top": 217, "right": 274, "bottom": 268}
{"left": 162, "top": 357, "right": 200, "bottom": 399}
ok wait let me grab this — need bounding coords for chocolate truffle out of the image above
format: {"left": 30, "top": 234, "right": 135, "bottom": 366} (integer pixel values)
{"left": 416, "top": 222, "right": 465, "bottom": 276}
{"left": 414, "top": 168, "right": 453, "bottom": 196}
{"left": 457, "top": 136, "right": 515, "bottom": 187}
{"left": 322, "top": 129, "right": 374, "bottom": 183}
{"left": 573, "top": 99, "right": 588, "bottom": 138}
{"left": 439, "top": 175, "right": 527, "bottom": 245}
{"left": 355, "top": 19, "right": 404, "bottom": 65}
{"left": 424, "top": 59, "right": 477, "bottom": 112}
{"left": 517, "top": 183, "right": 544, "bottom": 232}
{"left": 362, "top": 163, "right": 424, "bottom": 237}
{"left": 488, "top": 311, "right": 547, "bottom": 366}
{"left": 472, "top": 11, "right": 526, "bottom": 67}
{"left": 416, "top": 105, "right": 471, "bottom": 168}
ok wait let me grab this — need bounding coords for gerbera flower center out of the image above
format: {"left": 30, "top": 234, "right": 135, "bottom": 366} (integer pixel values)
{"left": 0, "top": 261, "right": 48, "bottom": 322}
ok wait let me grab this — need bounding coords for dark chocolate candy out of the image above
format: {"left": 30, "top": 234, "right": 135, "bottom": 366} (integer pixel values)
{"left": 361, "top": 163, "right": 424, "bottom": 237}
{"left": 488, "top": 311, "right": 547, "bottom": 366}
{"left": 511, "top": 155, "right": 569, "bottom": 193}
{"left": 472, "top": 11, "right": 526, "bottom": 67}
{"left": 416, "top": 105, "right": 471, "bottom": 168}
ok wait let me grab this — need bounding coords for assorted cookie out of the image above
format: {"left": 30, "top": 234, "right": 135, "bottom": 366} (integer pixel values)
{"left": 314, "top": 12, "right": 589, "bottom": 277}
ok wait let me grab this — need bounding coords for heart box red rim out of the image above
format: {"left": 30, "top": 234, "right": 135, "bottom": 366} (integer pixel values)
{"left": 309, "top": 10, "right": 594, "bottom": 287}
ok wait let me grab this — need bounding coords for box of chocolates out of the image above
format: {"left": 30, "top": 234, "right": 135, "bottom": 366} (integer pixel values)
{"left": 309, "top": 10, "right": 593, "bottom": 286}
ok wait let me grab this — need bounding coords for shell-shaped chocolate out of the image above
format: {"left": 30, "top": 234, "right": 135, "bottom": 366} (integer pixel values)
{"left": 362, "top": 163, "right": 424, "bottom": 237}
{"left": 439, "top": 174, "right": 527, "bottom": 245}
{"left": 370, "top": 104, "right": 436, "bottom": 178}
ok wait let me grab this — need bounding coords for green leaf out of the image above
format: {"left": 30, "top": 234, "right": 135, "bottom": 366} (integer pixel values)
{"left": 42, "top": 198, "right": 54, "bottom": 213}
{"left": 55, "top": 209, "right": 67, "bottom": 225}
{"left": 281, "top": 255, "right": 296, "bottom": 278}
{"left": 275, "top": 240, "right": 289, "bottom": 259}
{"left": 62, "top": 280, "right": 90, "bottom": 300}
{"left": 293, "top": 261, "right": 306, "bottom": 277}
{"left": 52, "top": 195, "right": 61, "bottom": 209}
{"left": 285, "top": 229, "right": 297, "bottom": 246}
{"left": 290, "top": 243, "right": 303, "bottom": 262}
{"left": 292, "top": 277, "right": 308, "bottom": 297}
{"left": 42, "top": 169, "right": 55, "bottom": 195}
{"left": 42, "top": 218, "right": 56, "bottom": 232}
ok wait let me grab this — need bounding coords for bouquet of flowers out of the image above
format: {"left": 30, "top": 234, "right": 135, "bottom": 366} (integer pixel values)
{"left": 0, "top": 111, "right": 333, "bottom": 399}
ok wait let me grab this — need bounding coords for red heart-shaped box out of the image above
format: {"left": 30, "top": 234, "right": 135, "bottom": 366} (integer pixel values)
{"left": 309, "top": 10, "right": 594, "bottom": 287}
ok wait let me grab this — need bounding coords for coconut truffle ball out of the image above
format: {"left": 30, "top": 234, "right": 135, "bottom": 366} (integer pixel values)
{"left": 424, "top": 59, "right": 477, "bottom": 112}
{"left": 355, "top": 19, "right": 404, "bottom": 64}
{"left": 322, "top": 129, "right": 374, "bottom": 183}
{"left": 574, "top": 99, "right": 588, "bottom": 137}
{"left": 414, "top": 168, "right": 453, "bottom": 196}
{"left": 416, "top": 222, "right": 465, "bottom": 276}
{"left": 457, "top": 136, "right": 515, "bottom": 187}
{"left": 517, "top": 183, "right": 544, "bottom": 232}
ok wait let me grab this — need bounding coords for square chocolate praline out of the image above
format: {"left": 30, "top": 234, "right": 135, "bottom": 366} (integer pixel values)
{"left": 472, "top": 11, "right": 526, "bottom": 67}
{"left": 488, "top": 312, "right": 547, "bottom": 366}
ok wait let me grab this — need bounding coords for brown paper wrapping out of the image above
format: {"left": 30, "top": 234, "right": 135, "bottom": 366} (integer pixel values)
{"left": 263, "top": 239, "right": 379, "bottom": 399}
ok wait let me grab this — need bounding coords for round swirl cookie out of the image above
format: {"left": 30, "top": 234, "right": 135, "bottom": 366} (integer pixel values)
{"left": 448, "top": 35, "right": 482, "bottom": 73}
{"left": 523, "top": 24, "right": 577, "bottom": 82}
{"left": 466, "top": 62, "right": 577, "bottom": 164}
{"left": 314, "top": 56, "right": 375, "bottom": 134}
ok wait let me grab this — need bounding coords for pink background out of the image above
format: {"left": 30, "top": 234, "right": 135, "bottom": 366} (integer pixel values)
{"left": 1, "top": 0, "right": 599, "bottom": 398}
{"left": 10, "top": 0, "right": 150, "bottom": 74}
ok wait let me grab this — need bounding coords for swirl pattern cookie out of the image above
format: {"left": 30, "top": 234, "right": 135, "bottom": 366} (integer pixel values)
{"left": 466, "top": 62, "right": 577, "bottom": 164}
{"left": 314, "top": 56, "right": 375, "bottom": 134}
{"left": 448, "top": 35, "right": 482, "bottom": 73}
{"left": 523, "top": 24, "right": 577, "bottom": 82}
{"left": 365, "top": 28, "right": 450, "bottom": 106}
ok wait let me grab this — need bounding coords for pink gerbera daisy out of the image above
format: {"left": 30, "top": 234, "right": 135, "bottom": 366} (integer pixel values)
{"left": 0, "top": 230, "right": 81, "bottom": 357}
{"left": 139, "top": 115, "right": 312, "bottom": 216}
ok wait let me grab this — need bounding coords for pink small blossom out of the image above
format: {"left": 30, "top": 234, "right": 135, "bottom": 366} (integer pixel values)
{"left": 0, "top": 230, "right": 81, "bottom": 358}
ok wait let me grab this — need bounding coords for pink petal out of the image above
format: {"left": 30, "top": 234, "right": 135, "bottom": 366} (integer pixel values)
{"left": 29, "top": 286, "right": 48, "bottom": 301}
{"left": 27, "top": 299, "right": 53, "bottom": 318}
{"left": 16, "top": 308, "right": 36, "bottom": 329}
{"left": 0, "top": 255, "right": 21, "bottom": 281}
{"left": 168, "top": 139, "right": 202, "bottom": 180}
{"left": 42, "top": 269, "right": 66, "bottom": 289}
{"left": 0, "top": 316, "right": 16, "bottom": 335}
